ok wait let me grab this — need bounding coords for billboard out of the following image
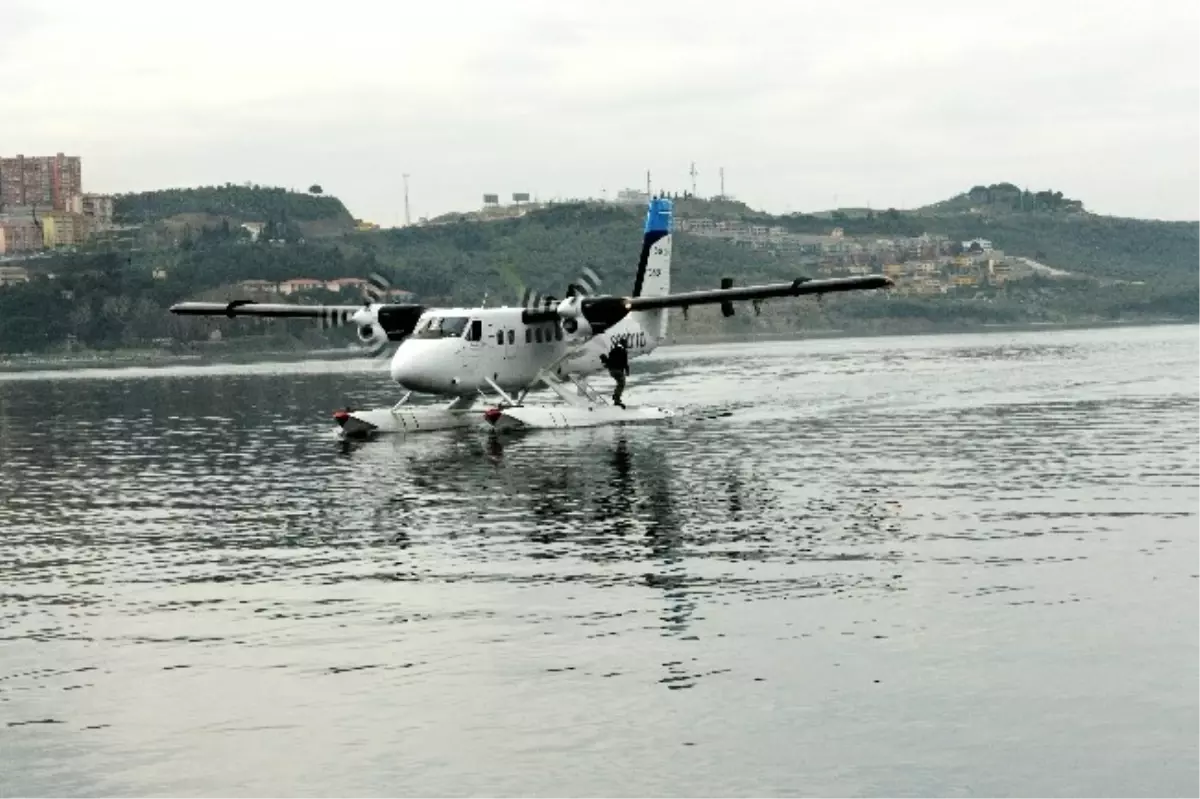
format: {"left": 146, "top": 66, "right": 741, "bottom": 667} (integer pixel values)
{"left": 512, "top": 192, "right": 530, "bottom": 203}
{"left": 482, "top": 193, "right": 499, "bottom": 205}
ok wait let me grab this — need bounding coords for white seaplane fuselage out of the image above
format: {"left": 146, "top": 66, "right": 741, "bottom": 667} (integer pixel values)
{"left": 339, "top": 305, "right": 673, "bottom": 436}
{"left": 333, "top": 299, "right": 672, "bottom": 436}
{"left": 388, "top": 306, "right": 657, "bottom": 395}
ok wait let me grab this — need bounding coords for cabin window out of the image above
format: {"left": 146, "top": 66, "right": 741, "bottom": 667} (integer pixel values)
{"left": 442, "top": 317, "right": 468, "bottom": 337}
{"left": 413, "top": 315, "right": 470, "bottom": 339}
{"left": 535, "top": 328, "right": 543, "bottom": 343}
{"left": 496, "top": 330, "right": 504, "bottom": 345}
{"left": 525, "top": 328, "right": 532, "bottom": 344}
{"left": 507, "top": 330, "right": 514, "bottom": 345}
{"left": 468, "top": 320, "right": 482, "bottom": 342}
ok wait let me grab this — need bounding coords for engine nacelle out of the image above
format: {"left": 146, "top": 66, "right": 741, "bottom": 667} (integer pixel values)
{"left": 561, "top": 316, "right": 593, "bottom": 339}
{"left": 351, "top": 307, "right": 382, "bottom": 344}
{"left": 350, "top": 303, "right": 426, "bottom": 343}
{"left": 555, "top": 296, "right": 593, "bottom": 339}
{"left": 554, "top": 295, "right": 631, "bottom": 339}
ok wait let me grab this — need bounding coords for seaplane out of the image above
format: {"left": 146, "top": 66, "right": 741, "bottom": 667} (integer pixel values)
{"left": 170, "top": 197, "right": 893, "bottom": 437}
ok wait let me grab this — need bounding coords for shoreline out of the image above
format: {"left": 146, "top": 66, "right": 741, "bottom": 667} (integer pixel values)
{"left": 0, "top": 318, "right": 1193, "bottom": 373}
{"left": 0, "top": 347, "right": 359, "bottom": 373}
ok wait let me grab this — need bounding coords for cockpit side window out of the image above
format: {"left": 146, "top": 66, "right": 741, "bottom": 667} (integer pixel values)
{"left": 413, "top": 315, "right": 470, "bottom": 339}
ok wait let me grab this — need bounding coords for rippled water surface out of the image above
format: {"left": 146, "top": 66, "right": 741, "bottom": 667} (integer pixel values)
{"left": 1, "top": 324, "right": 1197, "bottom": 797}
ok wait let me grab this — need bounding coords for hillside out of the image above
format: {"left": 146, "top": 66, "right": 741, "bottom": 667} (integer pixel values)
{"left": 341, "top": 198, "right": 1196, "bottom": 337}
{"left": 349, "top": 194, "right": 1196, "bottom": 295}
{"left": 113, "top": 184, "right": 357, "bottom": 238}
{"left": 918, "top": 183, "right": 1086, "bottom": 215}
{"left": 0, "top": 184, "right": 1195, "bottom": 355}
{"left": 347, "top": 203, "right": 761, "bottom": 302}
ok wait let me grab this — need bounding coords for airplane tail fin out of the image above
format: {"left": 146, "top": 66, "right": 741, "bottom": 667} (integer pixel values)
{"left": 632, "top": 197, "right": 673, "bottom": 343}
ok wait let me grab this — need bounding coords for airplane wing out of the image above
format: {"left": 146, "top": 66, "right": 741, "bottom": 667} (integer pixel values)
{"left": 170, "top": 300, "right": 363, "bottom": 319}
{"left": 170, "top": 300, "right": 429, "bottom": 344}
{"left": 626, "top": 274, "right": 892, "bottom": 312}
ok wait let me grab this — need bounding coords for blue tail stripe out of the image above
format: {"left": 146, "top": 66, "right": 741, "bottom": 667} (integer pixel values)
{"left": 644, "top": 197, "right": 673, "bottom": 234}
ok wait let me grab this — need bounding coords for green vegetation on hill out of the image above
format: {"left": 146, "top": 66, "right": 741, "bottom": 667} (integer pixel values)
{"left": 924, "top": 213, "right": 1197, "bottom": 284}
{"left": 351, "top": 203, "right": 761, "bottom": 303}
{"left": 114, "top": 184, "right": 355, "bottom": 232}
{"left": 1, "top": 185, "right": 1195, "bottom": 356}
{"left": 920, "top": 182, "right": 1086, "bottom": 214}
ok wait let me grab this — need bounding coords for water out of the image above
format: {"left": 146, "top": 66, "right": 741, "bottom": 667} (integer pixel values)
{"left": 1, "top": 324, "right": 1196, "bottom": 797}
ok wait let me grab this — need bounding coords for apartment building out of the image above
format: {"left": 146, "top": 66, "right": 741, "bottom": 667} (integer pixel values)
{"left": 0, "top": 217, "right": 43, "bottom": 254}
{"left": 0, "top": 153, "right": 82, "bottom": 210}
{"left": 41, "top": 211, "right": 90, "bottom": 248}
{"left": 65, "top": 193, "right": 115, "bottom": 230}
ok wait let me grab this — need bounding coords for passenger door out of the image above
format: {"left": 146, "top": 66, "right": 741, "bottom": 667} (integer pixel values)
{"left": 461, "top": 318, "right": 484, "bottom": 374}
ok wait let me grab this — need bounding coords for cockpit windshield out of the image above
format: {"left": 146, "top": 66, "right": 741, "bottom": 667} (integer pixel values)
{"left": 412, "top": 316, "right": 470, "bottom": 339}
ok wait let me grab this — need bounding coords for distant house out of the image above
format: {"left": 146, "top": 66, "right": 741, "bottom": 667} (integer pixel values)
{"left": 241, "top": 222, "right": 265, "bottom": 242}
{"left": 0, "top": 265, "right": 30, "bottom": 286}
{"left": 326, "top": 277, "right": 368, "bottom": 293}
{"left": 615, "top": 188, "right": 650, "bottom": 205}
{"left": 238, "top": 279, "right": 279, "bottom": 294}
{"left": 962, "top": 238, "right": 994, "bottom": 253}
{"left": 278, "top": 278, "right": 325, "bottom": 295}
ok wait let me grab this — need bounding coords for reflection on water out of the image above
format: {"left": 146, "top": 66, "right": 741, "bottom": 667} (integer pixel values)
{"left": 1, "top": 324, "right": 1197, "bottom": 797}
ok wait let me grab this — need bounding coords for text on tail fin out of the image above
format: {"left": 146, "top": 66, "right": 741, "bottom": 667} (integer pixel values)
{"left": 633, "top": 197, "right": 673, "bottom": 298}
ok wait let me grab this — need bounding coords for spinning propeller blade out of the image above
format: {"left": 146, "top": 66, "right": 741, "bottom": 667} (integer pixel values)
{"left": 362, "top": 272, "right": 390, "bottom": 305}
{"left": 566, "top": 266, "right": 602, "bottom": 298}
{"left": 313, "top": 270, "right": 398, "bottom": 359}
{"left": 512, "top": 266, "right": 605, "bottom": 312}
{"left": 318, "top": 306, "right": 354, "bottom": 330}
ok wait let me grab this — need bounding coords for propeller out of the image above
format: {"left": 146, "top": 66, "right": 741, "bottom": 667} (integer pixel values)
{"left": 509, "top": 265, "right": 604, "bottom": 313}
{"left": 318, "top": 270, "right": 399, "bottom": 359}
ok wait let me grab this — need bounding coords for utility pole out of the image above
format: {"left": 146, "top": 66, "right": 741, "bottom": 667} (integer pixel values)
{"left": 719, "top": 167, "right": 725, "bottom": 199}
{"left": 646, "top": 169, "right": 652, "bottom": 198}
{"left": 402, "top": 173, "right": 411, "bottom": 226}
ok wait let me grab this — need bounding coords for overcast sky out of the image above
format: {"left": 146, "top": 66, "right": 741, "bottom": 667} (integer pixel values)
{"left": 3, "top": 0, "right": 1197, "bottom": 223}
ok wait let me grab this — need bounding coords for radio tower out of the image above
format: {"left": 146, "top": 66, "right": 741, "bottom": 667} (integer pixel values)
{"left": 402, "top": 173, "right": 411, "bottom": 226}
{"left": 646, "top": 169, "right": 652, "bottom": 198}
{"left": 689, "top": 161, "right": 698, "bottom": 197}
{"left": 719, "top": 167, "right": 725, "bottom": 199}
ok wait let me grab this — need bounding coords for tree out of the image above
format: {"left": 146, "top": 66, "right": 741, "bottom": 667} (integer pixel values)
{"left": 309, "top": 184, "right": 323, "bottom": 195}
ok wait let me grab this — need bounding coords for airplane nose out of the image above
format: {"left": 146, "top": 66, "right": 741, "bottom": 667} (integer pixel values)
{"left": 389, "top": 348, "right": 414, "bottom": 386}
